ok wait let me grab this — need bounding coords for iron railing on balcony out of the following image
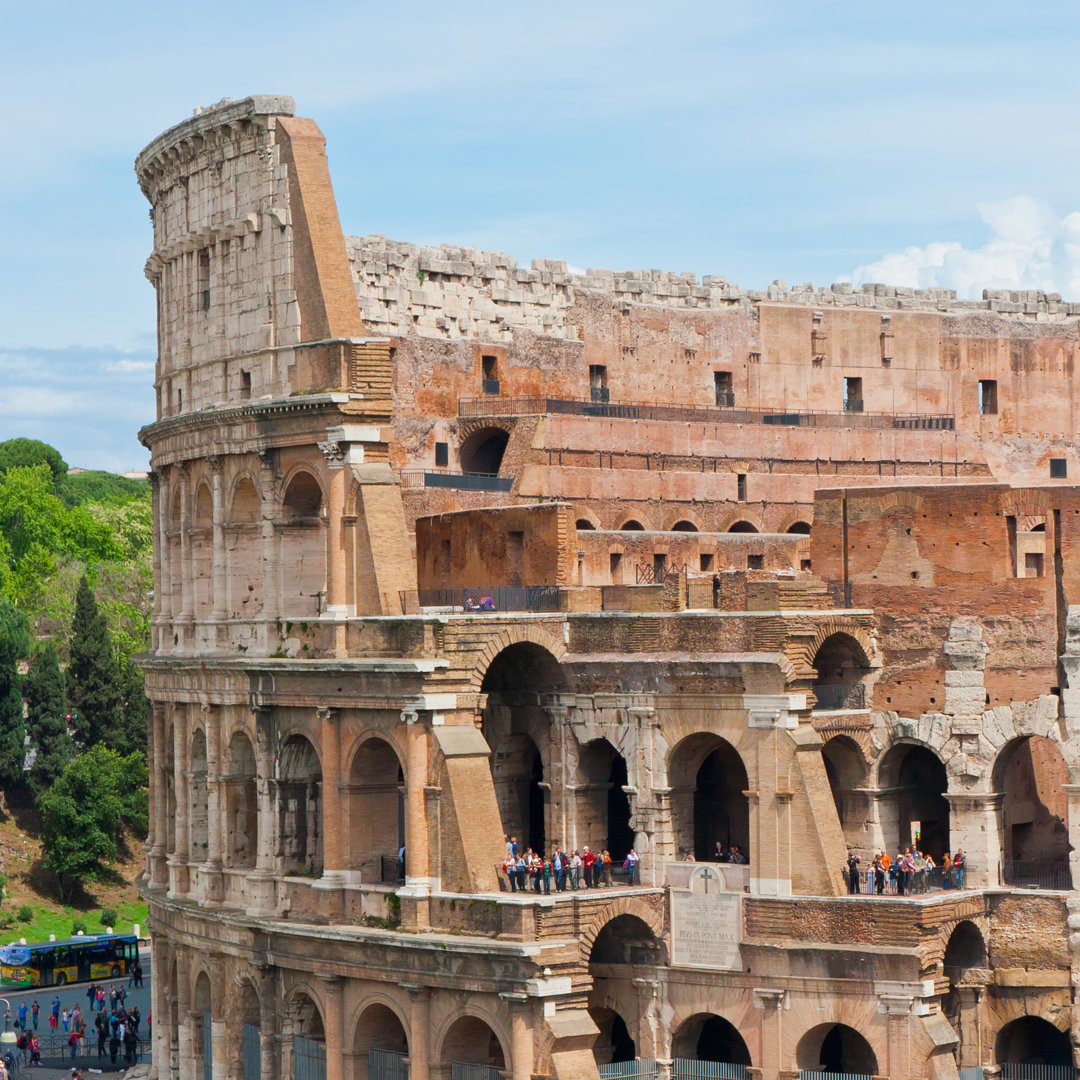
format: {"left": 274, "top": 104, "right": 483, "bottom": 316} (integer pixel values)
{"left": 591, "top": 386, "right": 611, "bottom": 403}
{"left": 405, "top": 585, "right": 564, "bottom": 613}
{"left": 450, "top": 1066, "right": 505, "bottom": 1080}
{"left": 400, "top": 470, "right": 514, "bottom": 493}
{"left": 599, "top": 1061, "right": 658, "bottom": 1080}
{"left": 812, "top": 682, "right": 867, "bottom": 711}
{"left": 1002, "top": 860, "right": 1073, "bottom": 891}
{"left": 459, "top": 395, "right": 955, "bottom": 431}
{"left": 843, "top": 398, "right": 865, "bottom": 413}
{"left": 672, "top": 1063, "right": 750, "bottom": 1080}
{"left": 368, "top": 1049, "right": 409, "bottom": 1080}
{"left": 1000, "top": 1066, "right": 1076, "bottom": 1080}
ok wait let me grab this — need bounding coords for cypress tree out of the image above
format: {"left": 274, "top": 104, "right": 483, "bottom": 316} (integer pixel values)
{"left": 0, "top": 600, "right": 30, "bottom": 786}
{"left": 24, "top": 639, "right": 73, "bottom": 792}
{"left": 66, "top": 576, "right": 121, "bottom": 747}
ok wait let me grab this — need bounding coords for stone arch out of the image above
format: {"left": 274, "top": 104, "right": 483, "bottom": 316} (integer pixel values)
{"left": 575, "top": 512, "right": 600, "bottom": 531}
{"left": 279, "top": 468, "right": 326, "bottom": 618}
{"left": 283, "top": 983, "right": 326, "bottom": 1039}
{"left": 668, "top": 514, "right": 700, "bottom": 532}
{"left": 796, "top": 1022, "right": 879, "bottom": 1075}
{"left": 620, "top": 518, "right": 647, "bottom": 531}
{"left": 995, "top": 1016, "right": 1072, "bottom": 1066}
{"left": 812, "top": 632, "right": 875, "bottom": 712}
{"left": 876, "top": 490, "right": 925, "bottom": 514}
{"left": 225, "top": 728, "right": 258, "bottom": 869}
{"left": 467, "top": 625, "right": 568, "bottom": 692}
{"left": 725, "top": 519, "right": 759, "bottom": 533}
{"left": 228, "top": 473, "right": 261, "bottom": 522}
{"left": 436, "top": 1010, "right": 509, "bottom": 1073}
{"left": 277, "top": 733, "right": 323, "bottom": 876}
{"left": 785, "top": 519, "right": 812, "bottom": 535}
{"left": 189, "top": 727, "right": 209, "bottom": 864}
{"left": 577, "top": 738, "right": 634, "bottom": 860}
{"left": 787, "top": 619, "right": 880, "bottom": 680}
{"left": 943, "top": 920, "right": 988, "bottom": 978}
{"left": 281, "top": 468, "right": 325, "bottom": 518}
{"left": 671, "top": 1013, "right": 753, "bottom": 1066}
{"left": 578, "top": 897, "right": 665, "bottom": 963}
{"left": 877, "top": 740, "right": 950, "bottom": 860}
{"left": 192, "top": 480, "right": 214, "bottom": 616}
{"left": 226, "top": 474, "right": 263, "bottom": 618}
{"left": 345, "top": 734, "right": 406, "bottom": 881}
{"left": 193, "top": 970, "right": 214, "bottom": 1080}
{"left": 821, "top": 734, "right": 870, "bottom": 851}
{"left": 459, "top": 426, "right": 510, "bottom": 475}
{"left": 353, "top": 997, "right": 409, "bottom": 1066}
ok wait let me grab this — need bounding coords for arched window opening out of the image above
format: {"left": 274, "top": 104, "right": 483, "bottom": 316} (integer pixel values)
{"left": 189, "top": 729, "right": 209, "bottom": 864}
{"left": 193, "top": 483, "right": 214, "bottom": 617}
{"left": 194, "top": 973, "right": 213, "bottom": 1080}
{"left": 460, "top": 429, "right": 509, "bottom": 475}
{"left": 164, "top": 724, "right": 177, "bottom": 854}
{"left": 288, "top": 994, "right": 325, "bottom": 1080}
{"left": 996, "top": 1017, "right": 1072, "bottom": 1069}
{"left": 944, "top": 921, "right": 987, "bottom": 983}
{"left": 796, "top": 1023, "right": 878, "bottom": 1076}
{"left": 787, "top": 521, "right": 812, "bottom": 534}
{"left": 669, "top": 734, "right": 750, "bottom": 864}
{"left": 589, "top": 915, "right": 665, "bottom": 967}
{"left": 578, "top": 740, "right": 634, "bottom": 862}
{"left": 349, "top": 738, "right": 406, "bottom": 884}
{"left": 282, "top": 473, "right": 323, "bottom": 519}
{"left": 994, "top": 736, "right": 1071, "bottom": 889}
{"left": 589, "top": 1009, "right": 636, "bottom": 1068}
{"left": 441, "top": 1016, "right": 505, "bottom": 1074}
{"left": 671, "top": 520, "right": 699, "bottom": 532}
{"left": 280, "top": 473, "right": 326, "bottom": 618}
{"left": 278, "top": 736, "right": 322, "bottom": 876}
{"left": 671, "top": 1014, "right": 752, "bottom": 1069}
{"left": 354, "top": 1004, "right": 408, "bottom": 1080}
{"left": 227, "top": 478, "right": 263, "bottom": 618}
{"left": 576, "top": 519, "right": 596, "bottom": 531}
{"left": 481, "top": 643, "right": 565, "bottom": 856}
{"left": 621, "top": 520, "right": 645, "bottom": 531}
{"left": 812, "top": 633, "right": 872, "bottom": 711}
{"left": 821, "top": 735, "right": 869, "bottom": 851}
{"left": 727, "top": 521, "right": 758, "bottom": 534}
{"left": 240, "top": 981, "right": 261, "bottom": 1080}
{"left": 878, "top": 744, "right": 949, "bottom": 861}
{"left": 225, "top": 731, "right": 258, "bottom": 869}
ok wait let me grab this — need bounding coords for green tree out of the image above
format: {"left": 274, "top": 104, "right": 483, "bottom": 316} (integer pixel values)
{"left": 0, "top": 438, "right": 67, "bottom": 481}
{"left": 39, "top": 745, "right": 148, "bottom": 901}
{"left": 66, "top": 576, "right": 121, "bottom": 747}
{"left": 0, "top": 601, "right": 30, "bottom": 786}
{"left": 56, "top": 471, "right": 147, "bottom": 508}
{"left": 23, "top": 640, "right": 73, "bottom": 793}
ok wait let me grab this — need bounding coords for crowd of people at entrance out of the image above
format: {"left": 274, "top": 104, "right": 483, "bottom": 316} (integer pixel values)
{"left": 501, "top": 836, "right": 641, "bottom": 892}
{"left": 846, "top": 847, "right": 966, "bottom": 895}
{"left": 5, "top": 978, "right": 147, "bottom": 1069}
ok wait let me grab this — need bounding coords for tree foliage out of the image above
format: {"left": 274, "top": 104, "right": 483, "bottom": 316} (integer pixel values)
{"left": 0, "top": 601, "right": 30, "bottom": 786}
{"left": 0, "top": 438, "right": 67, "bottom": 481}
{"left": 56, "top": 471, "right": 147, "bottom": 508}
{"left": 39, "top": 745, "right": 148, "bottom": 900}
{"left": 66, "top": 576, "right": 121, "bottom": 748}
{"left": 24, "top": 640, "right": 73, "bottom": 793}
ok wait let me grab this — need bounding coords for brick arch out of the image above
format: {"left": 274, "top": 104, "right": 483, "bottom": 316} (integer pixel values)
{"left": 1000, "top": 489, "right": 1050, "bottom": 521}
{"left": 458, "top": 416, "right": 515, "bottom": 441}
{"left": 876, "top": 490, "right": 925, "bottom": 513}
{"left": 349, "top": 989, "right": 412, "bottom": 1051}
{"left": 467, "top": 624, "right": 568, "bottom": 691}
{"left": 432, "top": 1003, "right": 511, "bottom": 1070}
{"left": 342, "top": 728, "right": 407, "bottom": 780}
{"left": 929, "top": 913, "right": 991, "bottom": 974}
{"left": 818, "top": 727, "right": 876, "bottom": 765}
{"left": 873, "top": 735, "right": 948, "bottom": 787}
{"left": 785, "top": 619, "right": 881, "bottom": 679}
{"left": 720, "top": 512, "right": 762, "bottom": 533}
{"left": 577, "top": 896, "right": 665, "bottom": 963}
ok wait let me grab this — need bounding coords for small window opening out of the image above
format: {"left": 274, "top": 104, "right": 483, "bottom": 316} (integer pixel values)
{"left": 610, "top": 552, "right": 623, "bottom": 581}
{"left": 176, "top": 388, "right": 183, "bottom": 411}
{"left": 434, "top": 441, "right": 449, "bottom": 467}
{"left": 748, "top": 554, "right": 764, "bottom": 570}
{"left": 800, "top": 558, "right": 812, "bottom": 571}
{"left": 198, "top": 248, "right": 211, "bottom": 312}
{"left": 590, "top": 365, "right": 609, "bottom": 403}
{"left": 240, "top": 370, "right": 251, "bottom": 400}
{"left": 1050, "top": 458, "right": 1068, "bottom": 478}
{"left": 1025, "top": 552, "right": 1044, "bottom": 578}
{"left": 843, "top": 377, "right": 863, "bottom": 413}
{"left": 714, "top": 371, "right": 734, "bottom": 407}
{"left": 482, "top": 355, "right": 500, "bottom": 395}
{"left": 737, "top": 474, "right": 747, "bottom": 501}
{"left": 653, "top": 553, "right": 667, "bottom": 578}
{"left": 978, "top": 379, "right": 998, "bottom": 415}
{"left": 700, "top": 553, "right": 714, "bottom": 572}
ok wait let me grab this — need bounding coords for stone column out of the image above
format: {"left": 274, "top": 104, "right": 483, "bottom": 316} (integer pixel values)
{"left": 258, "top": 967, "right": 280, "bottom": 1080}
{"left": 880, "top": 994, "right": 913, "bottom": 1080}
{"left": 319, "top": 976, "right": 345, "bottom": 1080}
{"left": 499, "top": 994, "right": 532, "bottom": 1080}
{"left": 157, "top": 467, "right": 175, "bottom": 632}
{"left": 210, "top": 958, "right": 227, "bottom": 1080}
{"left": 405, "top": 987, "right": 431, "bottom": 1080}
{"left": 150, "top": 703, "right": 170, "bottom": 887}
{"left": 399, "top": 710, "right": 431, "bottom": 929}
{"left": 753, "top": 989, "right": 785, "bottom": 1080}
{"left": 151, "top": 937, "right": 171, "bottom": 1079}
{"left": 319, "top": 438, "right": 349, "bottom": 657}
{"left": 947, "top": 793, "right": 1003, "bottom": 889}
{"left": 176, "top": 949, "right": 194, "bottom": 1080}
{"left": 258, "top": 450, "right": 279, "bottom": 630}
{"left": 954, "top": 984, "right": 986, "bottom": 1068}
{"left": 208, "top": 457, "right": 227, "bottom": 621}
{"left": 1063, "top": 784, "right": 1080, "bottom": 894}
{"left": 316, "top": 707, "right": 346, "bottom": 895}
{"left": 149, "top": 470, "right": 164, "bottom": 649}
{"left": 178, "top": 464, "right": 194, "bottom": 623}
{"left": 169, "top": 705, "right": 191, "bottom": 897}
{"left": 632, "top": 978, "right": 661, "bottom": 1060}
{"left": 203, "top": 704, "right": 225, "bottom": 903}
{"left": 248, "top": 706, "right": 278, "bottom": 915}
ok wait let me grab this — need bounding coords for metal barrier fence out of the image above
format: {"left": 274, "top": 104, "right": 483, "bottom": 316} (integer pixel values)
{"left": 798, "top": 1072, "right": 874, "bottom": 1080}
{"left": 450, "top": 1064, "right": 505, "bottom": 1080}
{"left": 673, "top": 1062, "right": 750, "bottom": 1080}
{"left": 1001, "top": 1066, "right": 1076, "bottom": 1080}
{"left": 959, "top": 1069, "right": 984, "bottom": 1080}
{"left": 599, "top": 1060, "right": 658, "bottom": 1080}
{"left": 368, "top": 1048, "right": 409, "bottom": 1080}
{"left": 203, "top": 1011, "right": 213, "bottom": 1080}
{"left": 243, "top": 1023, "right": 262, "bottom": 1080}
{"left": 295, "top": 1037, "right": 327, "bottom": 1080}
{"left": 459, "top": 395, "right": 955, "bottom": 431}
{"left": 408, "top": 585, "right": 563, "bottom": 613}
{"left": 400, "top": 470, "right": 514, "bottom": 492}
{"left": 1002, "top": 861, "right": 1073, "bottom": 890}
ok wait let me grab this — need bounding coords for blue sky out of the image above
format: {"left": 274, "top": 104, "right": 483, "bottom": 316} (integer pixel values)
{"left": 3, "top": 0, "right": 1079, "bottom": 469}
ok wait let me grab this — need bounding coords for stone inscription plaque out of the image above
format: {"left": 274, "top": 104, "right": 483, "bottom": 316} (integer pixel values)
{"left": 671, "top": 865, "right": 742, "bottom": 970}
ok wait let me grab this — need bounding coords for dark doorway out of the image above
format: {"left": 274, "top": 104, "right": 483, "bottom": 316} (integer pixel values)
{"left": 878, "top": 743, "right": 949, "bottom": 859}
{"left": 996, "top": 1017, "right": 1072, "bottom": 1067}
{"left": 694, "top": 743, "right": 750, "bottom": 862}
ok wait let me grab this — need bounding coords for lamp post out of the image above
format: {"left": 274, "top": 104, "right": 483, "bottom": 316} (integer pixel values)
{"left": 0, "top": 997, "right": 15, "bottom": 1045}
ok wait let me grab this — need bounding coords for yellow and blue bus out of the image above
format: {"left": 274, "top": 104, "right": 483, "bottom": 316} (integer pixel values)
{"left": 0, "top": 934, "right": 139, "bottom": 987}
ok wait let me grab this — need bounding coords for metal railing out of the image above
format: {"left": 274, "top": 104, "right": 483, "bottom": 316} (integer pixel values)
{"left": 812, "top": 683, "right": 867, "bottom": 711}
{"left": 204, "top": 1011, "right": 213, "bottom": 1080}
{"left": 673, "top": 1063, "right": 749, "bottom": 1080}
{"left": 843, "top": 398, "right": 865, "bottom": 413}
{"left": 459, "top": 395, "right": 955, "bottom": 431}
{"left": 1002, "top": 860, "right": 1073, "bottom": 890}
{"left": 401, "top": 470, "right": 514, "bottom": 493}
{"left": 450, "top": 1065, "right": 505, "bottom": 1080}
{"left": 1001, "top": 1066, "right": 1076, "bottom": 1080}
{"left": 243, "top": 1024, "right": 262, "bottom": 1080}
{"left": 959, "top": 1069, "right": 984, "bottom": 1080}
{"left": 600, "top": 1060, "right": 657, "bottom": 1080}
{"left": 295, "top": 1037, "right": 327, "bottom": 1080}
{"left": 368, "top": 1049, "right": 409, "bottom": 1080}
{"left": 591, "top": 386, "right": 611, "bottom": 403}
{"left": 408, "top": 585, "right": 563, "bottom": 613}
{"left": 798, "top": 1073, "right": 874, "bottom": 1080}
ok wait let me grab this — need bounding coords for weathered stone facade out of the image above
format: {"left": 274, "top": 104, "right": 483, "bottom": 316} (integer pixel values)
{"left": 137, "top": 96, "right": 1080, "bottom": 1080}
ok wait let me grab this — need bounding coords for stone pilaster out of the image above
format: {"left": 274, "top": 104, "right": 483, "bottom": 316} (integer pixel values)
{"left": 208, "top": 456, "right": 227, "bottom": 620}
{"left": 946, "top": 793, "right": 1003, "bottom": 889}
{"left": 258, "top": 966, "right": 280, "bottom": 1080}
{"left": 316, "top": 707, "right": 346, "bottom": 901}
{"left": 398, "top": 709, "right": 432, "bottom": 929}
{"left": 753, "top": 988, "right": 785, "bottom": 1080}
{"left": 150, "top": 703, "right": 169, "bottom": 887}
{"left": 177, "top": 464, "right": 193, "bottom": 624}
{"left": 317, "top": 975, "right": 344, "bottom": 1080}
{"left": 258, "top": 450, "right": 279, "bottom": 627}
{"left": 319, "top": 439, "right": 349, "bottom": 658}
{"left": 405, "top": 986, "right": 431, "bottom": 1080}
{"left": 202, "top": 704, "right": 225, "bottom": 903}
{"left": 169, "top": 705, "right": 191, "bottom": 897}
{"left": 500, "top": 992, "right": 532, "bottom": 1080}
{"left": 247, "top": 706, "right": 278, "bottom": 915}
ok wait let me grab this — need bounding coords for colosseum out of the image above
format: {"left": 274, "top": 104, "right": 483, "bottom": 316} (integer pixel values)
{"left": 137, "top": 96, "right": 1080, "bottom": 1080}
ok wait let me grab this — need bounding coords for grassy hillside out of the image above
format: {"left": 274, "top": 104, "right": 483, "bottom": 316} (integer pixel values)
{"left": 0, "top": 786, "right": 147, "bottom": 945}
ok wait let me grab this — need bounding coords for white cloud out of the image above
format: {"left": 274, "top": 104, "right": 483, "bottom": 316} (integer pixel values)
{"left": 850, "top": 196, "right": 1080, "bottom": 299}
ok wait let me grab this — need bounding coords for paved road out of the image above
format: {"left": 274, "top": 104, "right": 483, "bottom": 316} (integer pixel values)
{"left": 0, "top": 951, "right": 151, "bottom": 1073}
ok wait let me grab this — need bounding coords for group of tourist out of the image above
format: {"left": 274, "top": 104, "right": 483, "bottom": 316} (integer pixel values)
{"left": 846, "top": 847, "right": 966, "bottom": 895}
{"left": 680, "top": 842, "right": 748, "bottom": 863}
{"left": 502, "top": 837, "right": 641, "bottom": 892}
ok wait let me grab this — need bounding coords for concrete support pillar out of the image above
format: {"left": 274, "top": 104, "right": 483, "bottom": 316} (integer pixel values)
{"left": 178, "top": 464, "right": 193, "bottom": 623}
{"left": 319, "top": 976, "right": 345, "bottom": 1080}
{"left": 320, "top": 440, "right": 349, "bottom": 657}
{"left": 176, "top": 950, "right": 194, "bottom": 1080}
{"left": 151, "top": 937, "right": 170, "bottom": 1080}
{"left": 405, "top": 987, "right": 430, "bottom": 1080}
{"left": 258, "top": 967, "right": 280, "bottom": 1080}
{"left": 954, "top": 985, "right": 985, "bottom": 1068}
{"left": 258, "top": 450, "right": 279, "bottom": 628}
{"left": 399, "top": 710, "right": 431, "bottom": 929}
{"left": 209, "top": 457, "right": 227, "bottom": 620}
{"left": 317, "top": 707, "right": 346, "bottom": 895}
{"left": 248, "top": 707, "right": 278, "bottom": 914}
{"left": 169, "top": 705, "right": 191, "bottom": 897}
{"left": 650, "top": 787, "right": 675, "bottom": 886}
{"left": 882, "top": 995, "right": 913, "bottom": 1080}
{"left": 203, "top": 704, "right": 225, "bottom": 903}
{"left": 946, "top": 793, "right": 1003, "bottom": 889}
{"left": 753, "top": 989, "right": 784, "bottom": 1080}
{"left": 501, "top": 995, "right": 532, "bottom": 1080}
{"left": 632, "top": 978, "right": 661, "bottom": 1060}
{"left": 150, "top": 703, "right": 169, "bottom": 887}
